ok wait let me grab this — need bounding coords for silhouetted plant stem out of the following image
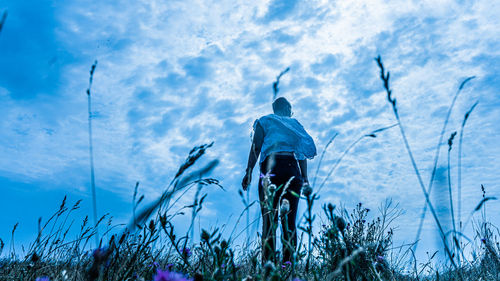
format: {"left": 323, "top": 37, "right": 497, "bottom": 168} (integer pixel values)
{"left": 413, "top": 76, "right": 475, "bottom": 253}
{"left": 457, "top": 101, "right": 478, "bottom": 255}
{"left": 312, "top": 133, "right": 338, "bottom": 188}
{"left": 304, "top": 192, "right": 316, "bottom": 273}
{"left": 9, "top": 223, "right": 18, "bottom": 258}
{"left": 229, "top": 196, "right": 257, "bottom": 242}
{"left": 246, "top": 187, "right": 250, "bottom": 248}
{"left": 316, "top": 124, "right": 396, "bottom": 194}
{"left": 375, "top": 55, "right": 458, "bottom": 270}
{"left": 0, "top": 10, "right": 7, "bottom": 34}
{"left": 447, "top": 131, "right": 458, "bottom": 262}
{"left": 86, "top": 60, "right": 99, "bottom": 247}
{"left": 272, "top": 67, "right": 290, "bottom": 100}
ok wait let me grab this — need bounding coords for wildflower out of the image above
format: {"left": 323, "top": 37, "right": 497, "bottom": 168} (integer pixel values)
{"left": 220, "top": 240, "right": 228, "bottom": 249}
{"left": 149, "top": 261, "right": 160, "bottom": 268}
{"left": 262, "top": 177, "right": 271, "bottom": 190}
{"left": 302, "top": 182, "right": 312, "bottom": 197}
{"left": 282, "top": 261, "right": 292, "bottom": 269}
{"left": 92, "top": 247, "right": 108, "bottom": 261}
{"left": 61, "top": 270, "right": 68, "bottom": 280}
{"left": 36, "top": 278, "right": 50, "bottom": 281}
{"left": 154, "top": 269, "right": 191, "bottom": 281}
{"left": 182, "top": 247, "right": 192, "bottom": 258}
{"left": 334, "top": 216, "right": 346, "bottom": 233}
{"left": 260, "top": 172, "right": 275, "bottom": 178}
{"left": 264, "top": 261, "right": 275, "bottom": 274}
{"left": 280, "top": 199, "right": 290, "bottom": 215}
{"left": 160, "top": 214, "right": 167, "bottom": 228}
{"left": 327, "top": 203, "right": 335, "bottom": 212}
{"left": 376, "top": 255, "right": 385, "bottom": 263}
{"left": 201, "top": 229, "right": 210, "bottom": 241}
{"left": 261, "top": 172, "right": 273, "bottom": 191}
{"left": 30, "top": 252, "right": 40, "bottom": 263}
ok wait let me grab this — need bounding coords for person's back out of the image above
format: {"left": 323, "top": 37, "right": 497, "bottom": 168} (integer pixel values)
{"left": 242, "top": 97, "right": 316, "bottom": 264}
{"left": 254, "top": 113, "right": 316, "bottom": 165}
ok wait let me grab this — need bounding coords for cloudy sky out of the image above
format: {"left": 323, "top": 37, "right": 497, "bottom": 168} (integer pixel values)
{"left": 1, "top": 0, "right": 499, "bottom": 263}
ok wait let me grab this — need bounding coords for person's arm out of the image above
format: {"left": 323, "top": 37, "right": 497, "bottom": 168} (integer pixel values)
{"left": 242, "top": 122, "right": 264, "bottom": 190}
{"left": 299, "top": 159, "right": 313, "bottom": 196}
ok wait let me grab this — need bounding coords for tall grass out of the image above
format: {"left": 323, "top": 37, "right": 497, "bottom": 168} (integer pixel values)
{"left": 0, "top": 57, "right": 498, "bottom": 281}
{"left": 0, "top": 10, "right": 7, "bottom": 34}
{"left": 412, "top": 76, "right": 475, "bottom": 255}
{"left": 375, "top": 56, "right": 458, "bottom": 269}
{"left": 86, "top": 60, "right": 99, "bottom": 247}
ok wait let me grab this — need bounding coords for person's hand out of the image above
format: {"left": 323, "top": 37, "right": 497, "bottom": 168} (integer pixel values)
{"left": 301, "top": 181, "right": 312, "bottom": 197}
{"left": 242, "top": 171, "right": 252, "bottom": 191}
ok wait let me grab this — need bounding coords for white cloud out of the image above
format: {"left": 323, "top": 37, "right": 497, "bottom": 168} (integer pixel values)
{"left": 1, "top": 0, "right": 499, "bottom": 261}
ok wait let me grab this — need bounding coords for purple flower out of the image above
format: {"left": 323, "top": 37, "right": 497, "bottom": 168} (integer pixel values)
{"left": 284, "top": 261, "right": 292, "bottom": 266}
{"left": 149, "top": 261, "right": 160, "bottom": 268}
{"left": 376, "top": 255, "right": 385, "bottom": 263}
{"left": 182, "top": 247, "right": 192, "bottom": 258}
{"left": 36, "top": 278, "right": 50, "bottom": 281}
{"left": 92, "top": 247, "right": 108, "bottom": 260}
{"left": 154, "top": 269, "right": 191, "bottom": 281}
{"left": 260, "top": 172, "right": 275, "bottom": 178}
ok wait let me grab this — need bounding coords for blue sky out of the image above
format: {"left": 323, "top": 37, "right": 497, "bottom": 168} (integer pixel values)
{"left": 1, "top": 0, "right": 499, "bottom": 264}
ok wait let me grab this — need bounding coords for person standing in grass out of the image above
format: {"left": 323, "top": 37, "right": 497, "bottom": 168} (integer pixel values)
{"left": 242, "top": 97, "right": 317, "bottom": 264}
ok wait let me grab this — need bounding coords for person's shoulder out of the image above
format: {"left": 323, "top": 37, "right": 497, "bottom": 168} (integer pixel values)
{"left": 290, "top": 117, "right": 305, "bottom": 127}
{"left": 260, "top": 114, "right": 275, "bottom": 120}
{"left": 255, "top": 114, "right": 275, "bottom": 124}
{"left": 253, "top": 114, "right": 271, "bottom": 129}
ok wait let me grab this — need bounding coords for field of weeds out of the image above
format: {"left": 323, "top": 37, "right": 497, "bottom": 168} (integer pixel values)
{"left": 0, "top": 56, "right": 499, "bottom": 281}
{"left": 0, "top": 187, "right": 498, "bottom": 280}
